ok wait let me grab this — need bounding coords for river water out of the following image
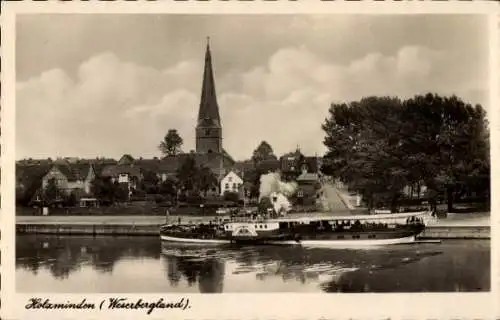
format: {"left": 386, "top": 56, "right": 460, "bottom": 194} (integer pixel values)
{"left": 16, "top": 235, "right": 490, "bottom": 293}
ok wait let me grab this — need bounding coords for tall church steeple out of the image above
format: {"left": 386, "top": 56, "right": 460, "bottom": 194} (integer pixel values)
{"left": 196, "top": 37, "right": 223, "bottom": 154}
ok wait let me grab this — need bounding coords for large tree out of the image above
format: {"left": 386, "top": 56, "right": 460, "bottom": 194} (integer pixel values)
{"left": 399, "top": 94, "right": 489, "bottom": 212}
{"left": 322, "top": 96, "right": 408, "bottom": 210}
{"left": 251, "top": 141, "right": 277, "bottom": 164}
{"left": 158, "top": 129, "right": 183, "bottom": 157}
{"left": 321, "top": 94, "right": 489, "bottom": 212}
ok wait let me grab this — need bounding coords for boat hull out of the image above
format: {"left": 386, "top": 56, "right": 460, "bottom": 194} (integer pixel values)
{"left": 160, "top": 235, "right": 231, "bottom": 244}
{"left": 267, "top": 234, "right": 417, "bottom": 248}
{"left": 160, "top": 232, "right": 420, "bottom": 248}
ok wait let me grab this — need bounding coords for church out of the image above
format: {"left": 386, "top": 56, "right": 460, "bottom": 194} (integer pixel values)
{"left": 192, "top": 37, "right": 235, "bottom": 178}
{"left": 189, "top": 39, "right": 235, "bottom": 180}
{"left": 133, "top": 38, "right": 236, "bottom": 185}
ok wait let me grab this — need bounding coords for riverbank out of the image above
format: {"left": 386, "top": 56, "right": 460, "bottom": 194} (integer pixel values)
{"left": 16, "top": 212, "right": 490, "bottom": 239}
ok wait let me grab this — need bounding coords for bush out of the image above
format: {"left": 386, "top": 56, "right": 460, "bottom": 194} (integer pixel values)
{"left": 223, "top": 191, "right": 240, "bottom": 203}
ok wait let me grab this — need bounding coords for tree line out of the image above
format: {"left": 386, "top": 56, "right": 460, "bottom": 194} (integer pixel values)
{"left": 321, "top": 93, "right": 489, "bottom": 212}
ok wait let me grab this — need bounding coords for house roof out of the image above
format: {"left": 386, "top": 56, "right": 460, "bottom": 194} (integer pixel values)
{"left": 99, "top": 152, "right": 236, "bottom": 178}
{"left": 100, "top": 164, "right": 142, "bottom": 178}
{"left": 52, "top": 162, "right": 95, "bottom": 182}
{"left": 222, "top": 170, "right": 243, "bottom": 181}
{"left": 118, "top": 154, "right": 135, "bottom": 165}
{"left": 160, "top": 152, "right": 234, "bottom": 173}
{"left": 256, "top": 159, "right": 280, "bottom": 173}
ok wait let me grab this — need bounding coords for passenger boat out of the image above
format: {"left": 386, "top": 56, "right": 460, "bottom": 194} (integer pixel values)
{"left": 159, "top": 210, "right": 430, "bottom": 248}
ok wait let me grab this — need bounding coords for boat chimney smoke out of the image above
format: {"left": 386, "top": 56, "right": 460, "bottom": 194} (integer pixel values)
{"left": 259, "top": 172, "right": 297, "bottom": 215}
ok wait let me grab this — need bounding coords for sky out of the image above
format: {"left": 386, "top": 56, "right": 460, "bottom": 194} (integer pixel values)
{"left": 16, "top": 14, "right": 490, "bottom": 161}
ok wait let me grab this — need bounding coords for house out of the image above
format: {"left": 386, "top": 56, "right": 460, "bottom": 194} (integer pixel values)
{"left": 220, "top": 170, "right": 243, "bottom": 196}
{"left": 100, "top": 164, "right": 142, "bottom": 190}
{"left": 16, "top": 159, "right": 100, "bottom": 206}
{"left": 296, "top": 171, "right": 321, "bottom": 206}
{"left": 41, "top": 161, "right": 97, "bottom": 195}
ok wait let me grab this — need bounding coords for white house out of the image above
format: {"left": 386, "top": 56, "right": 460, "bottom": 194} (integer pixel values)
{"left": 220, "top": 170, "right": 243, "bottom": 195}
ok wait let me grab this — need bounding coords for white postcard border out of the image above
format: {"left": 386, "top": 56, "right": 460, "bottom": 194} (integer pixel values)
{"left": 1, "top": 1, "right": 499, "bottom": 319}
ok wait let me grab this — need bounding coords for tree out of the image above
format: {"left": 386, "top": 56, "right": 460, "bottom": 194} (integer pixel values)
{"left": 159, "top": 178, "right": 178, "bottom": 200}
{"left": 258, "top": 196, "right": 273, "bottom": 213}
{"left": 141, "top": 169, "right": 160, "bottom": 194}
{"left": 400, "top": 94, "right": 489, "bottom": 212}
{"left": 244, "top": 167, "right": 262, "bottom": 199}
{"left": 65, "top": 191, "right": 78, "bottom": 207}
{"left": 223, "top": 191, "right": 240, "bottom": 203}
{"left": 44, "top": 178, "right": 60, "bottom": 203}
{"left": 91, "top": 176, "right": 117, "bottom": 205}
{"left": 251, "top": 141, "right": 277, "bottom": 164}
{"left": 114, "top": 182, "right": 130, "bottom": 203}
{"left": 159, "top": 129, "right": 183, "bottom": 157}
{"left": 321, "top": 93, "right": 490, "bottom": 212}
{"left": 198, "top": 166, "right": 218, "bottom": 196}
{"left": 322, "top": 96, "right": 408, "bottom": 211}
{"left": 176, "top": 156, "right": 200, "bottom": 194}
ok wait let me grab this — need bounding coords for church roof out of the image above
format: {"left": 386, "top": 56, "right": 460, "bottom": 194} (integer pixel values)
{"left": 197, "top": 38, "right": 221, "bottom": 128}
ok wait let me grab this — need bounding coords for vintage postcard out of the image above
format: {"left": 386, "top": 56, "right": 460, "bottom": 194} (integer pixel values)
{"left": 1, "top": 1, "right": 499, "bottom": 319}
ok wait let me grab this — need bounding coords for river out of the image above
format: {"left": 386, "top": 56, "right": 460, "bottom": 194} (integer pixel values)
{"left": 16, "top": 235, "right": 490, "bottom": 293}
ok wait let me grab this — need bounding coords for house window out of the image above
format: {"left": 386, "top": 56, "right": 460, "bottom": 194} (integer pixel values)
{"left": 232, "top": 183, "right": 237, "bottom": 190}
{"left": 297, "top": 190, "right": 304, "bottom": 197}
{"left": 118, "top": 173, "right": 129, "bottom": 183}
{"left": 228, "top": 177, "right": 233, "bottom": 182}
{"left": 225, "top": 183, "right": 229, "bottom": 189}
{"left": 205, "top": 129, "right": 210, "bottom": 136}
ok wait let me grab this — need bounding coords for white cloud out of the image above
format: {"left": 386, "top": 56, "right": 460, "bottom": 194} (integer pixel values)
{"left": 16, "top": 43, "right": 487, "bottom": 161}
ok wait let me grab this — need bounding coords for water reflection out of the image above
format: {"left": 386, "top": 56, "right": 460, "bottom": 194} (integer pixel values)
{"left": 16, "top": 235, "right": 490, "bottom": 293}
{"left": 17, "top": 236, "right": 160, "bottom": 279}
